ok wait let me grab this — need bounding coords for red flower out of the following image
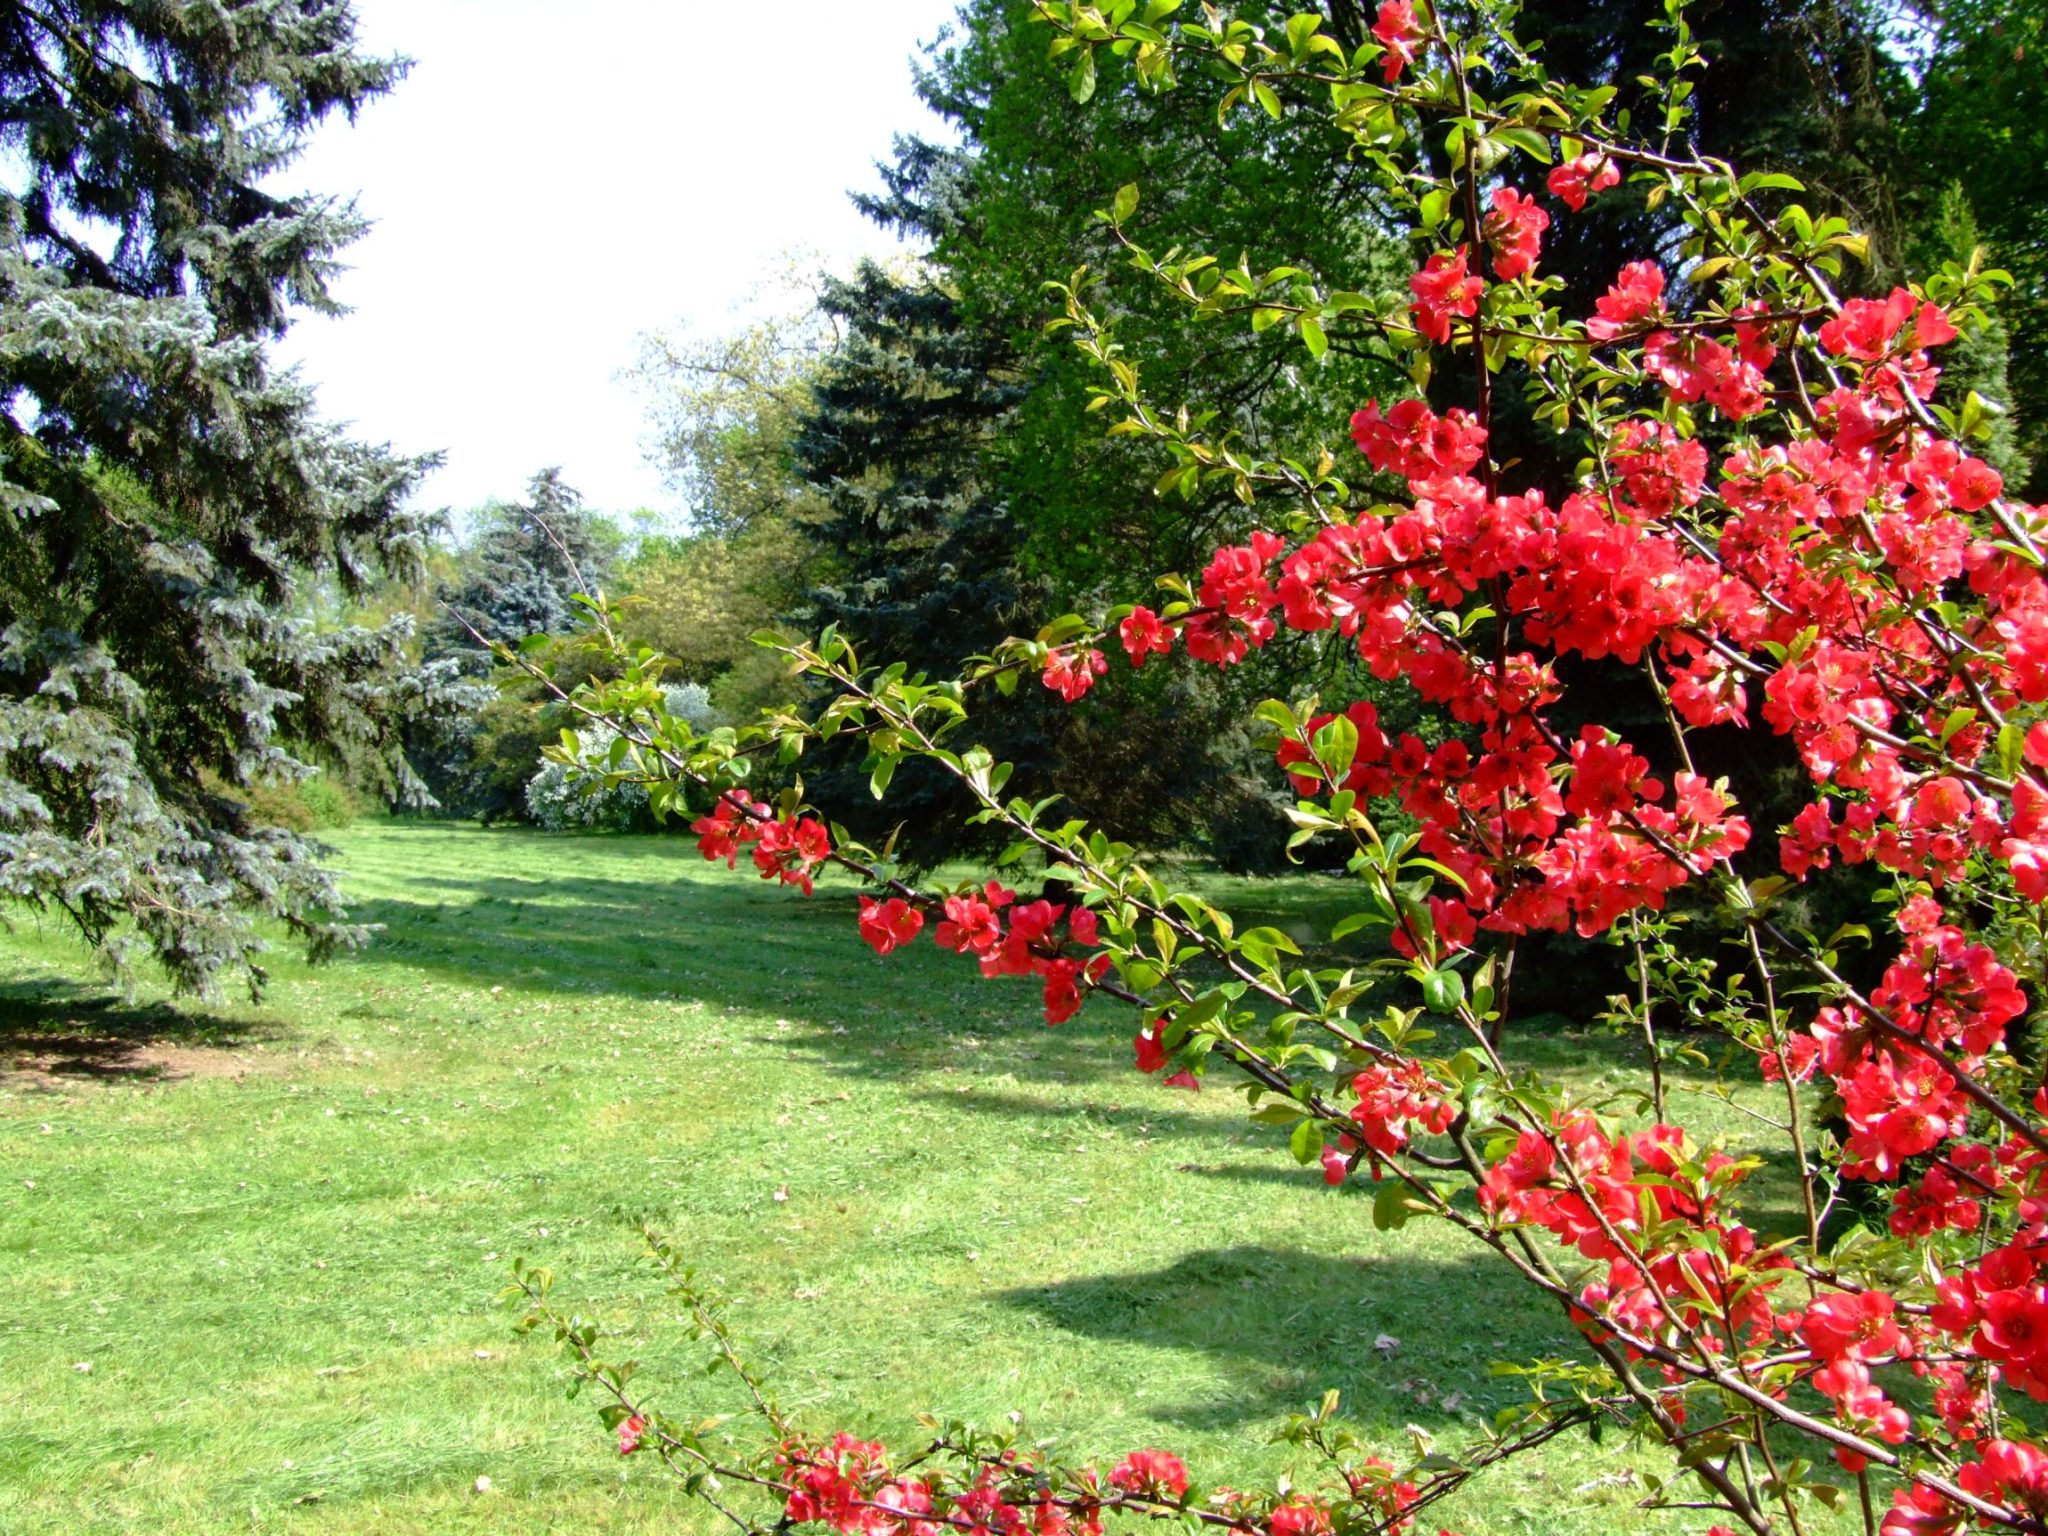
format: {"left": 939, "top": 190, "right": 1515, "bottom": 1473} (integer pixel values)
{"left": 2028, "top": 722, "right": 2048, "bottom": 768}
{"left": 1564, "top": 726, "right": 1661, "bottom": 821}
{"left": 1185, "top": 532, "right": 1286, "bottom": 666}
{"left": 1799, "top": 1290, "right": 1901, "bottom": 1363}
{"left": 1547, "top": 152, "right": 1619, "bottom": 211}
{"left": 619, "top": 1413, "right": 648, "bottom": 1455}
{"left": 1959, "top": 1439, "right": 2048, "bottom": 1522}
{"left": 692, "top": 793, "right": 768, "bottom": 866}
{"left": 1881, "top": 1482, "right": 1965, "bottom": 1535}
{"left": 1410, "top": 247, "right": 1484, "bottom": 345}
{"left": 1371, "top": 0, "right": 1423, "bottom": 82}
{"left": 857, "top": 896, "right": 925, "bottom": 956}
{"left": 1269, "top": 1499, "right": 1333, "bottom": 1536}
{"left": 1119, "top": 606, "right": 1173, "bottom": 668}
{"left": 1133, "top": 1021, "right": 1169, "bottom": 1074}
{"left": 1109, "top": 1449, "right": 1189, "bottom": 1499}
{"left": 1586, "top": 261, "right": 1664, "bottom": 340}
{"left": 1950, "top": 456, "right": 2004, "bottom": 511}
{"left": 1483, "top": 186, "right": 1549, "bottom": 280}
{"left": 935, "top": 893, "right": 1003, "bottom": 956}
{"left": 1041, "top": 959, "right": 1085, "bottom": 1025}
{"left": 1319, "top": 1144, "right": 1350, "bottom": 1186}
{"left": 1349, "top": 398, "right": 1487, "bottom": 486}
{"left": 1818, "top": 287, "right": 1955, "bottom": 361}
{"left": 751, "top": 816, "right": 832, "bottom": 896}
{"left": 1348, "top": 1060, "right": 1455, "bottom": 1157}
{"left": 1043, "top": 647, "right": 1108, "bottom": 703}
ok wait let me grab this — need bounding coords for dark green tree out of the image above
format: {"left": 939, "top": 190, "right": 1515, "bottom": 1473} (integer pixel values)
{"left": 1901, "top": 0, "right": 2046, "bottom": 492}
{"left": 902, "top": 0, "right": 1407, "bottom": 591}
{"left": 798, "top": 261, "right": 1030, "bottom": 678}
{"left": 0, "top": 0, "right": 462, "bottom": 994}
{"left": 789, "top": 255, "right": 1057, "bottom": 868}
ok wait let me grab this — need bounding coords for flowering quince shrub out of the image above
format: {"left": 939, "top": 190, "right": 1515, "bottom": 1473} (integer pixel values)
{"left": 506, "top": 2, "right": 2048, "bottom": 1534}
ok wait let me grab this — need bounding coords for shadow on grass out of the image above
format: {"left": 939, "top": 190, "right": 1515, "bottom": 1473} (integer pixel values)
{"left": 0, "top": 977, "right": 277, "bottom": 1083}
{"left": 338, "top": 838, "right": 1670, "bottom": 1110}
{"left": 343, "top": 857, "right": 1154, "bottom": 1095}
{"left": 901, "top": 1084, "right": 1222, "bottom": 1143}
{"left": 996, "top": 1243, "right": 1568, "bottom": 1432}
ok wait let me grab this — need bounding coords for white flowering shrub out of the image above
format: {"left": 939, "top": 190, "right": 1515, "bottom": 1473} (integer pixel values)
{"left": 522, "top": 685, "right": 720, "bottom": 831}
{"left": 523, "top": 723, "right": 647, "bottom": 831}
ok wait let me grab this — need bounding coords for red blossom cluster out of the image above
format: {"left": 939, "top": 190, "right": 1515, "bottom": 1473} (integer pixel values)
{"left": 1343, "top": 1059, "right": 1457, "bottom": 1164}
{"left": 862, "top": 880, "right": 1108, "bottom": 1025}
{"left": 1409, "top": 246, "right": 1484, "bottom": 345}
{"left": 1043, "top": 646, "right": 1108, "bottom": 701}
{"left": 768, "top": 1437, "right": 1452, "bottom": 1536}
{"left": 691, "top": 793, "right": 834, "bottom": 896}
{"left": 1479, "top": 1116, "right": 1789, "bottom": 1366}
{"left": 857, "top": 896, "right": 925, "bottom": 956}
{"left": 1482, "top": 186, "right": 1548, "bottom": 281}
{"left": 1585, "top": 259, "right": 1664, "bottom": 340}
{"left": 1106, "top": 1449, "right": 1187, "bottom": 1499}
{"left": 779, "top": 1435, "right": 1106, "bottom": 1536}
{"left": 1545, "top": 151, "right": 1620, "bottom": 210}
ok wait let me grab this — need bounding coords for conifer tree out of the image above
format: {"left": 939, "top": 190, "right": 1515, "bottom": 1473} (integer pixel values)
{"left": 0, "top": 1, "right": 457, "bottom": 993}
{"left": 427, "top": 469, "right": 616, "bottom": 672}
{"left": 411, "top": 469, "right": 619, "bottom": 824}
{"left": 790, "top": 251, "right": 1057, "bottom": 869}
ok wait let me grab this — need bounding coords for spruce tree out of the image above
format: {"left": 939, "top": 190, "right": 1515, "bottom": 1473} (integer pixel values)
{"left": 798, "top": 262, "right": 1029, "bottom": 675}
{"left": 791, "top": 254, "right": 1056, "bottom": 869}
{"left": 411, "top": 469, "right": 618, "bottom": 824}
{"left": 427, "top": 469, "right": 616, "bottom": 671}
{"left": 0, "top": 2, "right": 457, "bottom": 994}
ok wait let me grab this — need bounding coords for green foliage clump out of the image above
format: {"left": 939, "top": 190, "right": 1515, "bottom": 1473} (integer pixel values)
{"left": 238, "top": 772, "right": 360, "bottom": 834}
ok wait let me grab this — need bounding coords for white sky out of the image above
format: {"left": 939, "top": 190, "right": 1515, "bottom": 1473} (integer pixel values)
{"left": 276, "top": 0, "right": 959, "bottom": 522}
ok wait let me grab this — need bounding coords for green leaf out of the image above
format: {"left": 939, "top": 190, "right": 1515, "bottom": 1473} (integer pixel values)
{"left": 1311, "top": 712, "right": 1359, "bottom": 784}
{"left": 1998, "top": 722, "right": 2027, "bottom": 779}
{"left": 1069, "top": 48, "right": 1097, "bottom": 103}
{"left": 1289, "top": 1118, "right": 1323, "bottom": 1165}
{"left": 1237, "top": 926, "right": 1303, "bottom": 957}
{"left": 1252, "top": 1101, "right": 1310, "bottom": 1125}
{"left": 1372, "top": 1178, "right": 1411, "bottom": 1230}
{"left": 1492, "top": 125, "right": 1553, "bottom": 163}
{"left": 868, "top": 753, "right": 898, "bottom": 800}
{"left": 1330, "top": 912, "right": 1375, "bottom": 942}
{"left": 1112, "top": 182, "right": 1140, "bottom": 223}
{"left": 1420, "top": 969, "right": 1465, "bottom": 1014}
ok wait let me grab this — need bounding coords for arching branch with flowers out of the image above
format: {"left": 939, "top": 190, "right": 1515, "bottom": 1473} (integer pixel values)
{"left": 507, "top": 3, "right": 2048, "bottom": 1533}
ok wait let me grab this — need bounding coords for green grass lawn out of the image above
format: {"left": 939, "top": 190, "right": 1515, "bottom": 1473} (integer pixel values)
{"left": 0, "top": 822, "right": 1825, "bottom": 1534}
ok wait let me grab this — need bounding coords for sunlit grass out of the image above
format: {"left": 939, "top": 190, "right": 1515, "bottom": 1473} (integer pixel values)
{"left": 0, "top": 822, "right": 1841, "bottom": 1533}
